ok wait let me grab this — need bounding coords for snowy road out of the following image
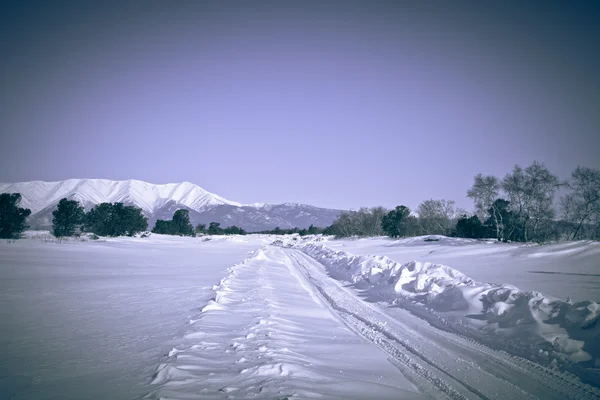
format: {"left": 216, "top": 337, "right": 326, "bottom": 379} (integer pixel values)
{"left": 148, "top": 245, "right": 600, "bottom": 399}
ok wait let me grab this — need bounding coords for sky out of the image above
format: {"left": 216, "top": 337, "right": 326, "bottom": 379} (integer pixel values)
{"left": 1, "top": 1, "right": 599, "bottom": 211}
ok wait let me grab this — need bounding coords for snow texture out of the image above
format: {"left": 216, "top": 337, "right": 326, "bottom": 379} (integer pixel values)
{"left": 297, "top": 240, "right": 600, "bottom": 372}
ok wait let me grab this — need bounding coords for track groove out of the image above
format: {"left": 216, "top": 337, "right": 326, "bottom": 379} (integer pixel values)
{"left": 285, "top": 248, "right": 600, "bottom": 400}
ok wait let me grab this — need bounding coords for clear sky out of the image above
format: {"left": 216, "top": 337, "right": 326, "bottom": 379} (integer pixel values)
{"left": 1, "top": 1, "right": 598, "bottom": 211}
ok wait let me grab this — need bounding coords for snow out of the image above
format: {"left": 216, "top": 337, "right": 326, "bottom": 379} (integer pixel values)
{"left": 1, "top": 232, "right": 600, "bottom": 399}
{"left": 325, "top": 235, "right": 600, "bottom": 303}
{"left": 148, "top": 246, "right": 423, "bottom": 399}
{"left": 296, "top": 239, "right": 600, "bottom": 371}
{"left": 0, "top": 234, "right": 261, "bottom": 399}
{"left": 0, "top": 179, "right": 242, "bottom": 215}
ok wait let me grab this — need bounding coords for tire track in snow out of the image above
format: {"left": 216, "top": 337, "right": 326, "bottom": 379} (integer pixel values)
{"left": 286, "top": 248, "right": 600, "bottom": 400}
{"left": 286, "top": 251, "right": 499, "bottom": 400}
{"left": 146, "top": 247, "right": 425, "bottom": 399}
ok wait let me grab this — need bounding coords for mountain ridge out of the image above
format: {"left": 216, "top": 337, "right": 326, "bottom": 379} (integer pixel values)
{"left": 0, "top": 179, "right": 342, "bottom": 231}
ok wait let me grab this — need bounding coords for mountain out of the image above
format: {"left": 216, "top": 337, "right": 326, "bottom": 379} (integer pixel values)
{"left": 0, "top": 179, "right": 342, "bottom": 231}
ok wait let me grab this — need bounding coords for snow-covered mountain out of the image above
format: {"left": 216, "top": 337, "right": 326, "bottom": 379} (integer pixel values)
{"left": 0, "top": 179, "right": 342, "bottom": 231}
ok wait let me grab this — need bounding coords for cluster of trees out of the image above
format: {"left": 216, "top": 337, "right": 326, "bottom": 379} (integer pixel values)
{"left": 194, "top": 222, "right": 247, "bottom": 235}
{"left": 252, "top": 224, "right": 323, "bottom": 236}
{"left": 465, "top": 162, "right": 599, "bottom": 242}
{"left": 51, "top": 199, "right": 149, "bottom": 237}
{"left": 191, "top": 223, "right": 323, "bottom": 236}
{"left": 326, "top": 203, "right": 461, "bottom": 238}
{"left": 152, "top": 210, "right": 195, "bottom": 236}
{"left": 0, "top": 195, "right": 149, "bottom": 239}
{"left": 83, "top": 202, "right": 148, "bottom": 237}
{"left": 323, "top": 162, "right": 599, "bottom": 243}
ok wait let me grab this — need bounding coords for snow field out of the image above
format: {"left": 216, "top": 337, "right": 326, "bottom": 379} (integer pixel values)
{"left": 0, "top": 234, "right": 264, "bottom": 400}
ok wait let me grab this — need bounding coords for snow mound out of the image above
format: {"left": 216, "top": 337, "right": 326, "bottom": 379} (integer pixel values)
{"left": 299, "top": 243, "right": 600, "bottom": 367}
{"left": 386, "top": 235, "right": 483, "bottom": 247}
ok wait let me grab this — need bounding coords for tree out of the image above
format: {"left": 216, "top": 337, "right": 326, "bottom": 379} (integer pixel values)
{"left": 502, "top": 161, "right": 561, "bottom": 242}
{"left": 467, "top": 174, "right": 501, "bottom": 240}
{"left": 327, "top": 207, "right": 387, "bottom": 237}
{"left": 417, "top": 199, "right": 456, "bottom": 235}
{"left": 381, "top": 205, "right": 412, "bottom": 238}
{"left": 152, "top": 219, "right": 174, "bottom": 235}
{"left": 120, "top": 205, "right": 148, "bottom": 236}
{"left": 482, "top": 199, "right": 516, "bottom": 241}
{"left": 455, "top": 215, "right": 484, "bottom": 239}
{"left": 561, "top": 166, "right": 600, "bottom": 240}
{"left": 172, "top": 209, "right": 194, "bottom": 236}
{"left": 224, "top": 225, "right": 246, "bottom": 235}
{"left": 84, "top": 203, "right": 113, "bottom": 235}
{"left": 195, "top": 223, "right": 207, "bottom": 234}
{"left": 152, "top": 209, "right": 193, "bottom": 236}
{"left": 0, "top": 193, "right": 31, "bottom": 239}
{"left": 208, "top": 222, "right": 223, "bottom": 235}
{"left": 52, "top": 198, "right": 84, "bottom": 237}
{"left": 356, "top": 207, "right": 386, "bottom": 237}
{"left": 85, "top": 202, "right": 147, "bottom": 237}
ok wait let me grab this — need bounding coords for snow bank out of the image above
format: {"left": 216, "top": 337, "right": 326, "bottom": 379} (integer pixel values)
{"left": 298, "top": 243, "right": 600, "bottom": 368}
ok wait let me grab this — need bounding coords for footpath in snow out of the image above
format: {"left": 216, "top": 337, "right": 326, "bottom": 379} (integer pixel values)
{"left": 295, "top": 239, "right": 600, "bottom": 386}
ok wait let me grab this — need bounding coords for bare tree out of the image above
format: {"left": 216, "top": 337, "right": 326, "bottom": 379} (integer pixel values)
{"left": 417, "top": 199, "right": 456, "bottom": 235}
{"left": 329, "top": 207, "right": 388, "bottom": 237}
{"left": 502, "top": 161, "right": 561, "bottom": 242}
{"left": 467, "top": 174, "right": 502, "bottom": 240}
{"left": 561, "top": 166, "right": 600, "bottom": 240}
{"left": 361, "top": 206, "right": 387, "bottom": 237}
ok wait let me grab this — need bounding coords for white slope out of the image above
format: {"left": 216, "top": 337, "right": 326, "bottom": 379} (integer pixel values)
{"left": 0, "top": 179, "right": 241, "bottom": 214}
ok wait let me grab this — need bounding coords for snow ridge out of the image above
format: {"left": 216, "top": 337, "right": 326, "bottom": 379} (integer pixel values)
{"left": 297, "top": 242, "right": 600, "bottom": 374}
{"left": 0, "top": 179, "right": 241, "bottom": 214}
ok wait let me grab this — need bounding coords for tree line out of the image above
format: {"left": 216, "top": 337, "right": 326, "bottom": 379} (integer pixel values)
{"left": 0, "top": 195, "right": 250, "bottom": 239}
{"left": 1, "top": 161, "right": 598, "bottom": 242}
{"left": 326, "top": 162, "right": 600, "bottom": 243}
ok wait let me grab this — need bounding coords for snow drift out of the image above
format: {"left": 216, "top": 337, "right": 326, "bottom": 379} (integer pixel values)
{"left": 297, "top": 242, "right": 600, "bottom": 369}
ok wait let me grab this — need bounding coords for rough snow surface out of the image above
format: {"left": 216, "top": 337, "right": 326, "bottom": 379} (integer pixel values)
{"left": 147, "top": 246, "right": 423, "bottom": 399}
{"left": 298, "top": 241, "right": 600, "bottom": 373}
{"left": 327, "top": 235, "right": 600, "bottom": 303}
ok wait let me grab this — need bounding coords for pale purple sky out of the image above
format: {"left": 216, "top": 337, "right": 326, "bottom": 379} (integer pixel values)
{"left": 1, "top": 1, "right": 599, "bottom": 210}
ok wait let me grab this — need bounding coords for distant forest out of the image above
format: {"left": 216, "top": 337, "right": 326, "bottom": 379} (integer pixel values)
{"left": 1, "top": 161, "right": 598, "bottom": 243}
